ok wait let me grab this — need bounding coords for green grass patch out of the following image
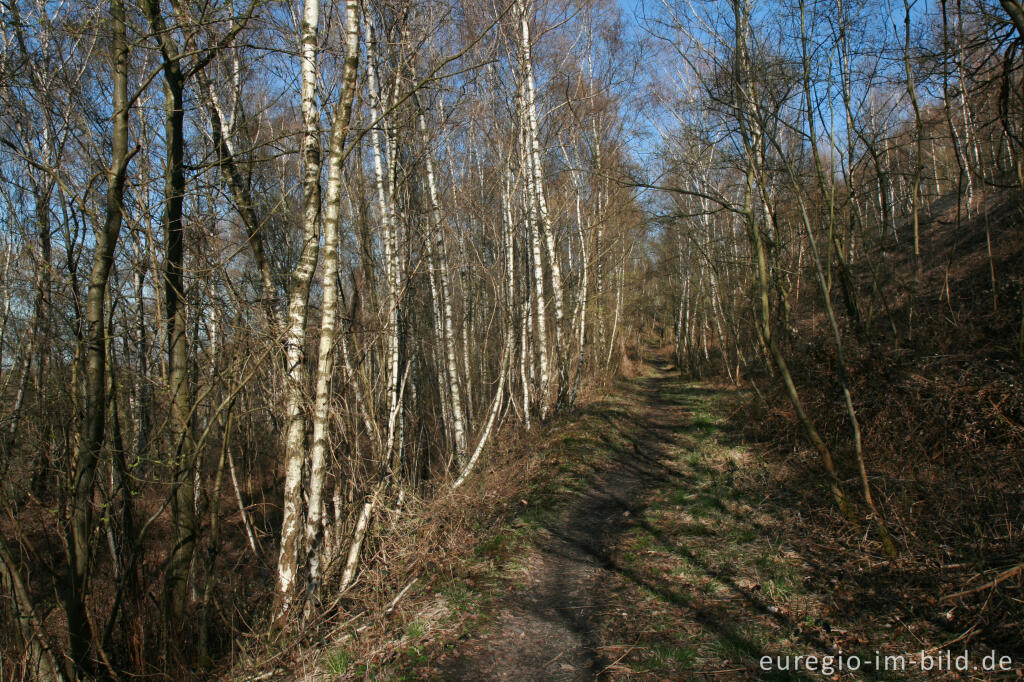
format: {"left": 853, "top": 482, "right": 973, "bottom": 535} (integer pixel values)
{"left": 405, "top": 619, "right": 427, "bottom": 640}
{"left": 708, "top": 622, "right": 765, "bottom": 660}
{"left": 650, "top": 642, "right": 697, "bottom": 668}
{"left": 439, "top": 582, "right": 474, "bottom": 612}
{"left": 682, "top": 451, "right": 704, "bottom": 468}
{"left": 676, "top": 521, "right": 716, "bottom": 537}
{"left": 689, "top": 494, "right": 728, "bottom": 517}
{"left": 475, "top": 531, "right": 516, "bottom": 559}
{"left": 670, "top": 488, "right": 695, "bottom": 506}
{"left": 755, "top": 553, "right": 801, "bottom": 597}
{"left": 323, "top": 646, "right": 352, "bottom": 676}
{"left": 633, "top": 532, "right": 656, "bottom": 552}
{"left": 728, "top": 526, "right": 758, "bottom": 544}
{"left": 518, "top": 505, "right": 554, "bottom": 529}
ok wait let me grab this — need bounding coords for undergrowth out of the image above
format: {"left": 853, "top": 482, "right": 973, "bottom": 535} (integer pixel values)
{"left": 229, "top": 376, "right": 643, "bottom": 679}
{"left": 741, "top": 187, "right": 1024, "bottom": 661}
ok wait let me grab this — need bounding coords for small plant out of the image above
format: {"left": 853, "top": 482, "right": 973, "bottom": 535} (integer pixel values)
{"left": 440, "top": 581, "right": 474, "bottom": 611}
{"left": 323, "top": 646, "right": 352, "bottom": 676}
{"left": 634, "top": 532, "right": 656, "bottom": 552}
{"left": 403, "top": 643, "right": 429, "bottom": 667}
{"left": 405, "top": 619, "right": 427, "bottom": 640}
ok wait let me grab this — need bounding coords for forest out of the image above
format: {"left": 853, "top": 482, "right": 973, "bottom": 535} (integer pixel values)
{"left": 0, "top": 0, "right": 1021, "bottom": 677}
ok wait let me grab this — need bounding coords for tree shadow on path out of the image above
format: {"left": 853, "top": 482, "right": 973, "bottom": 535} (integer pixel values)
{"left": 438, "top": 361, "right": 852, "bottom": 680}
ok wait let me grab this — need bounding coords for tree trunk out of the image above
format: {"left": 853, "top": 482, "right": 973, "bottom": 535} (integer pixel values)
{"left": 420, "top": 109, "right": 469, "bottom": 468}
{"left": 67, "top": 0, "right": 130, "bottom": 667}
{"left": 518, "top": 0, "right": 565, "bottom": 408}
{"left": 303, "top": 0, "right": 359, "bottom": 593}
{"left": 142, "top": 0, "right": 195, "bottom": 623}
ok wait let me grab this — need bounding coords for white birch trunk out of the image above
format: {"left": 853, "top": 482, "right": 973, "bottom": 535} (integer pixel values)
{"left": 276, "top": 0, "right": 359, "bottom": 616}
{"left": 520, "top": 114, "right": 550, "bottom": 415}
{"left": 452, "top": 333, "right": 511, "bottom": 488}
{"left": 606, "top": 259, "right": 623, "bottom": 369}
{"left": 419, "top": 110, "right": 468, "bottom": 467}
{"left": 518, "top": 0, "right": 565, "bottom": 404}
{"left": 274, "top": 0, "right": 322, "bottom": 615}
{"left": 303, "top": 0, "right": 356, "bottom": 587}
{"left": 366, "top": 22, "right": 402, "bottom": 470}
{"left": 338, "top": 483, "right": 383, "bottom": 592}
{"left": 562, "top": 147, "right": 588, "bottom": 407}
{"left": 514, "top": 176, "right": 532, "bottom": 429}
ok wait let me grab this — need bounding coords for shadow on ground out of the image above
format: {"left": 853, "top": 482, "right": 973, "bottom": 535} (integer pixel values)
{"left": 417, "top": 354, "right": 1018, "bottom": 681}
{"left": 431, "top": 361, "right": 826, "bottom": 680}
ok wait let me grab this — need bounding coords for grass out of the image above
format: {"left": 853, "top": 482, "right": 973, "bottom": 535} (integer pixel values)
{"left": 405, "top": 619, "right": 427, "bottom": 640}
{"left": 322, "top": 646, "right": 352, "bottom": 676}
{"left": 728, "top": 526, "right": 758, "bottom": 543}
{"left": 605, "top": 374, "right": 828, "bottom": 676}
{"left": 518, "top": 505, "right": 554, "bottom": 529}
{"left": 401, "top": 643, "right": 428, "bottom": 668}
{"left": 633, "top": 533, "right": 656, "bottom": 552}
{"left": 689, "top": 493, "right": 728, "bottom": 517}
{"left": 474, "top": 531, "right": 515, "bottom": 560}
{"left": 438, "top": 582, "right": 474, "bottom": 612}
{"left": 707, "top": 622, "right": 765, "bottom": 660}
{"left": 650, "top": 642, "right": 697, "bottom": 668}
{"left": 755, "top": 553, "right": 799, "bottom": 584}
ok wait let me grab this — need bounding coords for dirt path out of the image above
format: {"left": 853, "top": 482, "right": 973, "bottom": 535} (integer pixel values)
{"left": 438, "top": 360, "right": 714, "bottom": 680}
{"left": 411, "top": 359, "right": 1006, "bottom": 680}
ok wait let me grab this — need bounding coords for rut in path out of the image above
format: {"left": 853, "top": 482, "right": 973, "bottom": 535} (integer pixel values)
{"left": 440, "top": 362, "right": 691, "bottom": 680}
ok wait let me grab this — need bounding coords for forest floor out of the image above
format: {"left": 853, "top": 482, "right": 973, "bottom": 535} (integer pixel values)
{"left": 323, "top": 354, "right": 1021, "bottom": 681}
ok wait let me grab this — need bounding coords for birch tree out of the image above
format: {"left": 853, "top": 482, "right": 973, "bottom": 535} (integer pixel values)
{"left": 275, "top": 0, "right": 360, "bottom": 617}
